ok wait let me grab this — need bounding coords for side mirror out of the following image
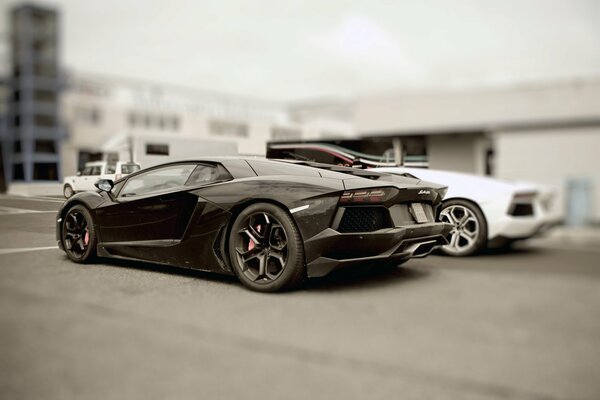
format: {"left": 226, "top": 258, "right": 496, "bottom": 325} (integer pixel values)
{"left": 95, "top": 179, "right": 114, "bottom": 192}
{"left": 76, "top": 171, "right": 82, "bottom": 176}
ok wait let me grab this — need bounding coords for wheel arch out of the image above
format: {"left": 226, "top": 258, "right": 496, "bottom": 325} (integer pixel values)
{"left": 442, "top": 196, "right": 489, "bottom": 228}
{"left": 58, "top": 198, "right": 101, "bottom": 247}
{"left": 221, "top": 198, "right": 306, "bottom": 271}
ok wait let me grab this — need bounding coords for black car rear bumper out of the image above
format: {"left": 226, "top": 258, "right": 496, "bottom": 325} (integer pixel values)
{"left": 304, "top": 222, "right": 453, "bottom": 277}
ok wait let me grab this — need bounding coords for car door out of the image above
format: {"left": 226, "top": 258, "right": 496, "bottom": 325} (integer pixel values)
{"left": 72, "top": 166, "right": 92, "bottom": 191}
{"left": 86, "top": 165, "right": 102, "bottom": 191}
{"left": 94, "top": 163, "right": 198, "bottom": 244}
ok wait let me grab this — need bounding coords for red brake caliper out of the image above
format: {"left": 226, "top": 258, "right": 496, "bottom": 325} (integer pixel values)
{"left": 83, "top": 230, "right": 90, "bottom": 246}
{"left": 248, "top": 225, "right": 261, "bottom": 250}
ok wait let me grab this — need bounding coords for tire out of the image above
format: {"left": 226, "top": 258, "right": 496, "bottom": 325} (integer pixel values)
{"left": 439, "top": 199, "right": 487, "bottom": 256}
{"left": 62, "top": 205, "right": 97, "bottom": 263}
{"left": 228, "top": 203, "right": 305, "bottom": 292}
{"left": 63, "top": 184, "right": 74, "bottom": 198}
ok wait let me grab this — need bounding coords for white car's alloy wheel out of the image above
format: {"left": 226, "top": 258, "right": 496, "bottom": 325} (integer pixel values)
{"left": 439, "top": 201, "right": 486, "bottom": 256}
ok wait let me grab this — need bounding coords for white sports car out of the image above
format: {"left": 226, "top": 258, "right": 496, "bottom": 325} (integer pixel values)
{"left": 373, "top": 167, "right": 559, "bottom": 256}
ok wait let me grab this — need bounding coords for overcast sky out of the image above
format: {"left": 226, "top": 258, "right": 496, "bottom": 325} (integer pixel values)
{"left": 1, "top": 0, "right": 600, "bottom": 100}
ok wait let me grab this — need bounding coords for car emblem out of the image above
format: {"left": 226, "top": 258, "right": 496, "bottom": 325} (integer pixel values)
{"left": 418, "top": 190, "right": 430, "bottom": 195}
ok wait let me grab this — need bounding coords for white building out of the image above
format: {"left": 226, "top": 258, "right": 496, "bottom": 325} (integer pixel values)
{"left": 60, "top": 71, "right": 354, "bottom": 176}
{"left": 356, "top": 79, "right": 600, "bottom": 224}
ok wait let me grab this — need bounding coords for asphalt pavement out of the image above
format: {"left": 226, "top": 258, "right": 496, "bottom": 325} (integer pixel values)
{"left": 0, "top": 194, "right": 599, "bottom": 400}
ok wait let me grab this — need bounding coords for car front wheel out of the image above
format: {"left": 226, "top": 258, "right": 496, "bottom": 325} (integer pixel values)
{"left": 62, "top": 205, "right": 97, "bottom": 263}
{"left": 228, "top": 203, "right": 305, "bottom": 292}
{"left": 439, "top": 199, "right": 487, "bottom": 256}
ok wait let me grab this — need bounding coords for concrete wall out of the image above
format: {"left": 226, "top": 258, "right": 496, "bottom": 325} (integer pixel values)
{"left": 494, "top": 127, "right": 600, "bottom": 222}
{"left": 427, "top": 134, "right": 484, "bottom": 174}
{"left": 356, "top": 80, "right": 600, "bottom": 134}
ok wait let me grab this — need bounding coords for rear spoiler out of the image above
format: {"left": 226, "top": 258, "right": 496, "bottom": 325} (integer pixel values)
{"left": 274, "top": 159, "right": 419, "bottom": 181}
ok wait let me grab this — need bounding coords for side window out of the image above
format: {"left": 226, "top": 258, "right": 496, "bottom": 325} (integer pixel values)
{"left": 106, "top": 164, "right": 116, "bottom": 174}
{"left": 90, "top": 166, "right": 102, "bottom": 176}
{"left": 121, "top": 164, "right": 141, "bottom": 174}
{"left": 185, "top": 165, "right": 219, "bottom": 186}
{"left": 119, "top": 164, "right": 196, "bottom": 198}
{"left": 81, "top": 167, "right": 92, "bottom": 176}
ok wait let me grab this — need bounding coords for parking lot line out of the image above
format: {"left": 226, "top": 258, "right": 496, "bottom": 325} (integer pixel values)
{"left": 0, "top": 246, "right": 58, "bottom": 256}
{"left": 0, "top": 206, "right": 57, "bottom": 215}
{"left": 0, "top": 194, "right": 64, "bottom": 203}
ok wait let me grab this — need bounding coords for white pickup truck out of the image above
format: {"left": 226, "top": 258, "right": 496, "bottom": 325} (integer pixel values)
{"left": 63, "top": 161, "right": 141, "bottom": 198}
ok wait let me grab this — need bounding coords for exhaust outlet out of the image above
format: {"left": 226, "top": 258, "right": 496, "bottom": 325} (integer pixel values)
{"left": 407, "top": 240, "right": 438, "bottom": 258}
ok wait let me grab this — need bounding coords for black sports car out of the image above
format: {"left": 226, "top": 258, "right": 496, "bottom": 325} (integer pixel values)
{"left": 56, "top": 158, "right": 453, "bottom": 292}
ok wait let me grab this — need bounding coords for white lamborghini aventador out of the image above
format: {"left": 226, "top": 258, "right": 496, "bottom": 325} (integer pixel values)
{"left": 374, "top": 167, "right": 560, "bottom": 256}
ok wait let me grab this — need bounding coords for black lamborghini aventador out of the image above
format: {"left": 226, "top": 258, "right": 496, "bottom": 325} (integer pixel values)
{"left": 56, "top": 158, "right": 453, "bottom": 292}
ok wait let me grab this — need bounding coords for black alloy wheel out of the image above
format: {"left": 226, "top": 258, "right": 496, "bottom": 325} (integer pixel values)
{"left": 62, "top": 205, "right": 96, "bottom": 262}
{"left": 229, "top": 203, "right": 305, "bottom": 292}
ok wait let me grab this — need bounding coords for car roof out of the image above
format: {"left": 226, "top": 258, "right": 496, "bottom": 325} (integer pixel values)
{"left": 121, "top": 157, "right": 363, "bottom": 181}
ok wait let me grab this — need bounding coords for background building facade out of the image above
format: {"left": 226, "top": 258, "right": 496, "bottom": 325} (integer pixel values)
{"left": 355, "top": 80, "right": 600, "bottom": 223}
{"left": 1, "top": 4, "right": 64, "bottom": 186}
{"left": 60, "top": 71, "right": 354, "bottom": 178}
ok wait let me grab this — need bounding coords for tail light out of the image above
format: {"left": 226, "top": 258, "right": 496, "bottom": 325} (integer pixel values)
{"left": 508, "top": 192, "right": 537, "bottom": 216}
{"left": 339, "top": 188, "right": 395, "bottom": 204}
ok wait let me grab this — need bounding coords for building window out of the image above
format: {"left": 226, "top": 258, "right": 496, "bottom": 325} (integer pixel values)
{"left": 75, "top": 107, "right": 101, "bottom": 125}
{"left": 34, "top": 114, "right": 56, "bottom": 127}
{"left": 146, "top": 143, "right": 169, "bottom": 156}
{"left": 272, "top": 127, "right": 301, "bottom": 141}
{"left": 33, "top": 163, "right": 58, "bottom": 181}
{"left": 485, "top": 149, "right": 495, "bottom": 176}
{"left": 129, "top": 112, "right": 180, "bottom": 131}
{"left": 77, "top": 151, "right": 103, "bottom": 172}
{"left": 13, "top": 163, "right": 24, "bottom": 180}
{"left": 34, "top": 63, "right": 57, "bottom": 78}
{"left": 34, "top": 90, "right": 56, "bottom": 102}
{"left": 210, "top": 120, "right": 248, "bottom": 138}
{"left": 14, "top": 141, "right": 22, "bottom": 153}
{"left": 35, "top": 139, "right": 56, "bottom": 154}
{"left": 402, "top": 136, "right": 428, "bottom": 167}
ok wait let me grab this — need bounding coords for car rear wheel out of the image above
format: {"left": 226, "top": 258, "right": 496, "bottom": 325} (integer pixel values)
{"left": 62, "top": 205, "right": 97, "bottom": 263}
{"left": 63, "top": 184, "right": 74, "bottom": 198}
{"left": 439, "top": 199, "right": 487, "bottom": 256}
{"left": 228, "top": 203, "right": 305, "bottom": 292}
